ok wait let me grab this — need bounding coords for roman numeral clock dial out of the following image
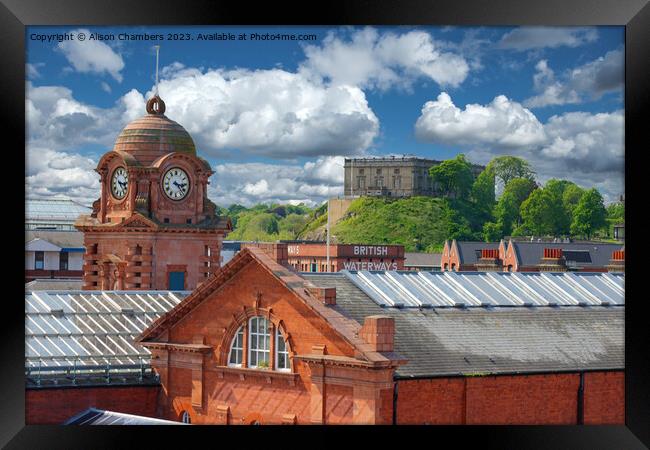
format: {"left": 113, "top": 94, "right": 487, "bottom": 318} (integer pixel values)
{"left": 162, "top": 167, "right": 190, "bottom": 200}
{"left": 110, "top": 167, "right": 128, "bottom": 199}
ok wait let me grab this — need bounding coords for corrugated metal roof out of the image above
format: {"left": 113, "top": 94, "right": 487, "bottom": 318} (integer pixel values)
{"left": 65, "top": 408, "right": 185, "bottom": 425}
{"left": 304, "top": 273, "right": 624, "bottom": 377}
{"left": 342, "top": 270, "right": 623, "bottom": 308}
{"left": 25, "top": 290, "right": 189, "bottom": 368}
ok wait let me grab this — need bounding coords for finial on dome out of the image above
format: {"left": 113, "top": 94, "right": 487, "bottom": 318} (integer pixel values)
{"left": 146, "top": 45, "right": 165, "bottom": 115}
{"left": 146, "top": 95, "right": 166, "bottom": 115}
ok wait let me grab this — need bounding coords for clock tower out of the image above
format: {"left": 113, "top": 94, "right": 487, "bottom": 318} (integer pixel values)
{"left": 75, "top": 95, "right": 231, "bottom": 291}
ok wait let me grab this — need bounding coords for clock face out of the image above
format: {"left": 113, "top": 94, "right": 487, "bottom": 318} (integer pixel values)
{"left": 111, "top": 167, "right": 128, "bottom": 199}
{"left": 162, "top": 167, "right": 190, "bottom": 200}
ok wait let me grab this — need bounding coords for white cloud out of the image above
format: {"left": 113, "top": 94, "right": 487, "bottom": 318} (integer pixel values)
{"left": 498, "top": 27, "right": 598, "bottom": 51}
{"left": 524, "top": 50, "right": 623, "bottom": 108}
{"left": 209, "top": 156, "right": 345, "bottom": 207}
{"left": 25, "top": 147, "right": 100, "bottom": 206}
{"left": 57, "top": 29, "right": 125, "bottom": 82}
{"left": 146, "top": 66, "right": 379, "bottom": 158}
{"left": 100, "top": 81, "right": 112, "bottom": 93}
{"left": 26, "top": 82, "right": 146, "bottom": 150}
{"left": 27, "top": 63, "right": 44, "bottom": 78}
{"left": 299, "top": 27, "right": 469, "bottom": 90}
{"left": 415, "top": 92, "right": 624, "bottom": 201}
{"left": 414, "top": 92, "right": 547, "bottom": 148}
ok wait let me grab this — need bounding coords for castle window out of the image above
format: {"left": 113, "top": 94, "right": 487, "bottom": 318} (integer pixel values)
{"left": 180, "top": 411, "right": 191, "bottom": 424}
{"left": 164, "top": 218, "right": 170, "bottom": 223}
{"left": 228, "top": 325, "right": 244, "bottom": 367}
{"left": 186, "top": 218, "right": 192, "bottom": 224}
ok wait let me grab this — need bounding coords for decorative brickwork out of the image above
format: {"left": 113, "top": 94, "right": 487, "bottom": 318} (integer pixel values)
{"left": 75, "top": 95, "right": 231, "bottom": 291}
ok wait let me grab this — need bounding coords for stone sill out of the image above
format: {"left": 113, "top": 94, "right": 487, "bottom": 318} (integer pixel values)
{"left": 212, "top": 365, "right": 298, "bottom": 386}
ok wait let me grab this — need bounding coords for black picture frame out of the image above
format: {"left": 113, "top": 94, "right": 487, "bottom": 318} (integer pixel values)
{"left": 4, "top": 0, "right": 648, "bottom": 448}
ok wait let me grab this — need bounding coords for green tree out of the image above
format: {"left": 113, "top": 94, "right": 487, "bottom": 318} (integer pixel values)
{"left": 493, "top": 177, "right": 537, "bottom": 235}
{"left": 486, "top": 156, "right": 536, "bottom": 188}
{"left": 562, "top": 184, "right": 585, "bottom": 215}
{"left": 429, "top": 154, "right": 475, "bottom": 200}
{"left": 520, "top": 189, "right": 558, "bottom": 236}
{"left": 542, "top": 179, "right": 573, "bottom": 236}
{"left": 571, "top": 188, "right": 607, "bottom": 239}
{"left": 471, "top": 166, "right": 496, "bottom": 218}
{"left": 483, "top": 221, "right": 502, "bottom": 242}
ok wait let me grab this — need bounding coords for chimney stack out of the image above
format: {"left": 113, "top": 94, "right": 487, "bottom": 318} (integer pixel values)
{"left": 607, "top": 250, "right": 625, "bottom": 273}
{"left": 241, "top": 242, "right": 289, "bottom": 266}
{"left": 539, "top": 248, "right": 567, "bottom": 272}
{"left": 476, "top": 248, "right": 502, "bottom": 272}
{"left": 359, "top": 316, "right": 395, "bottom": 352}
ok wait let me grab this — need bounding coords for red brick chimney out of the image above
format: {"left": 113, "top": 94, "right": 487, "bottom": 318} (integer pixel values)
{"left": 306, "top": 286, "right": 336, "bottom": 305}
{"left": 539, "top": 247, "right": 566, "bottom": 272}
{"left": 359, "top": 316, "right": 395, "bottom": 352}
{"left": 241, "top": 242, "right": 289, "bottom": 266}
{"left": 476, "top": 248, "right": 502, "bottom": 272}
{"left": 607, "top": 250, "right": 625, "bottom": 273}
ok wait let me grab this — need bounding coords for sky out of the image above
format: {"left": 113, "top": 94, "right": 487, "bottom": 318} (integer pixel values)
{"left": 25, "top": 25, "right": 625, "bottom": 207}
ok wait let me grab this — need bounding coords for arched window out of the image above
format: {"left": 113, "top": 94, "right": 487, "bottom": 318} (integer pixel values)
{"left": 443, "top": 263, "right": 448, "bottom": 271}
{"left": 226, "top": 316, "right": 292, "bottom": 372}
{"left": 248, "top": 317, "right": 271, "bottom": 368}
{"left": 181, "top": 410, "right": 191, "bottom": 424}
{"left": 228, "top": 326, "right": 244, "bottom": 367}
{"left": 276, "top": 330, "right": 290, "bottom": 371}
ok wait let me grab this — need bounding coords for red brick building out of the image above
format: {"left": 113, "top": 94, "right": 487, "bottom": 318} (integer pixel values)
{"left": 26, "top": 246, "right": 624, "bottom": 425}
{"left": 282, "top": 241, "right": 405, "bottom": 272}
{"left": 74, "top": 95, "right": 230, "bottom": 291}
{"left": 441, "top": 239, "right": 625, "bottom": 273}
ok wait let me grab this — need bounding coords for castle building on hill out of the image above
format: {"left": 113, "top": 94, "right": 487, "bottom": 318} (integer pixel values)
{"left": 343, "top": 156, "right": 485, "bottom": 198}
{"left": 74, "top": 95, "right": 231, "bottom": 291}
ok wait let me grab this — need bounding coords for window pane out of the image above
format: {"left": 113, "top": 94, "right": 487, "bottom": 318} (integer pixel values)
{"left": 250, "top": 351, "right": 257, "bottom": 366}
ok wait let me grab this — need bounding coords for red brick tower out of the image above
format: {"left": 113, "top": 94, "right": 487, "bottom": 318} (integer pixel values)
{"left": 75, "top": 95, "right": 231, "bottom": 291}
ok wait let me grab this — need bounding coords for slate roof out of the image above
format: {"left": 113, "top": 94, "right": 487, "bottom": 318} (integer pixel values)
{"left": 304, "top": 273, "right": 624, "bottom": 378}
{"left": 455, "top": 241, "right": 500, "bottom": 265}
{"left": 510, "top": 241, "right": 623, "bottom": 268}
{"left": 25, "top": 230, "right": 84, "bottom": 249}
{"left": 404, "top": 252, "right": 442, "bottom": 268}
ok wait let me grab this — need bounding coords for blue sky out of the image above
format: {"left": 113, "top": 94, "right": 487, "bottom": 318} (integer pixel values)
{"left": 26, "top": 25, "right": 624, "bottom": 207}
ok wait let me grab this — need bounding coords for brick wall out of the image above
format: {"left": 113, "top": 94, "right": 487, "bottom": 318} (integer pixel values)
{"left": 583, "top": 371, "right": 625, "bottom": 424}
{"left": 397, "top": 378, "right": 465, "bottom": 424}
{"left": 158, "top": 261, "right": 359, "bottom": 424}
{"left": 26, "top": 385, "right": 160, "bottom": 424}
{"left": 396, "top": 372, "right": 624, "bottom": 425}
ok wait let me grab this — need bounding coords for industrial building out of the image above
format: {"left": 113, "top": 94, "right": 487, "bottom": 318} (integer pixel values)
{"left": 24, "top": 91, "right": 625, "bottom": 427}
{"left": 26, "top": 245, "right": 624, "bottom": 425}
{"left": 25, "top": 230, "right": 85, "bottom": 282}
{"left": 441, "top": 239, "right": 625, "bottom": 272}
